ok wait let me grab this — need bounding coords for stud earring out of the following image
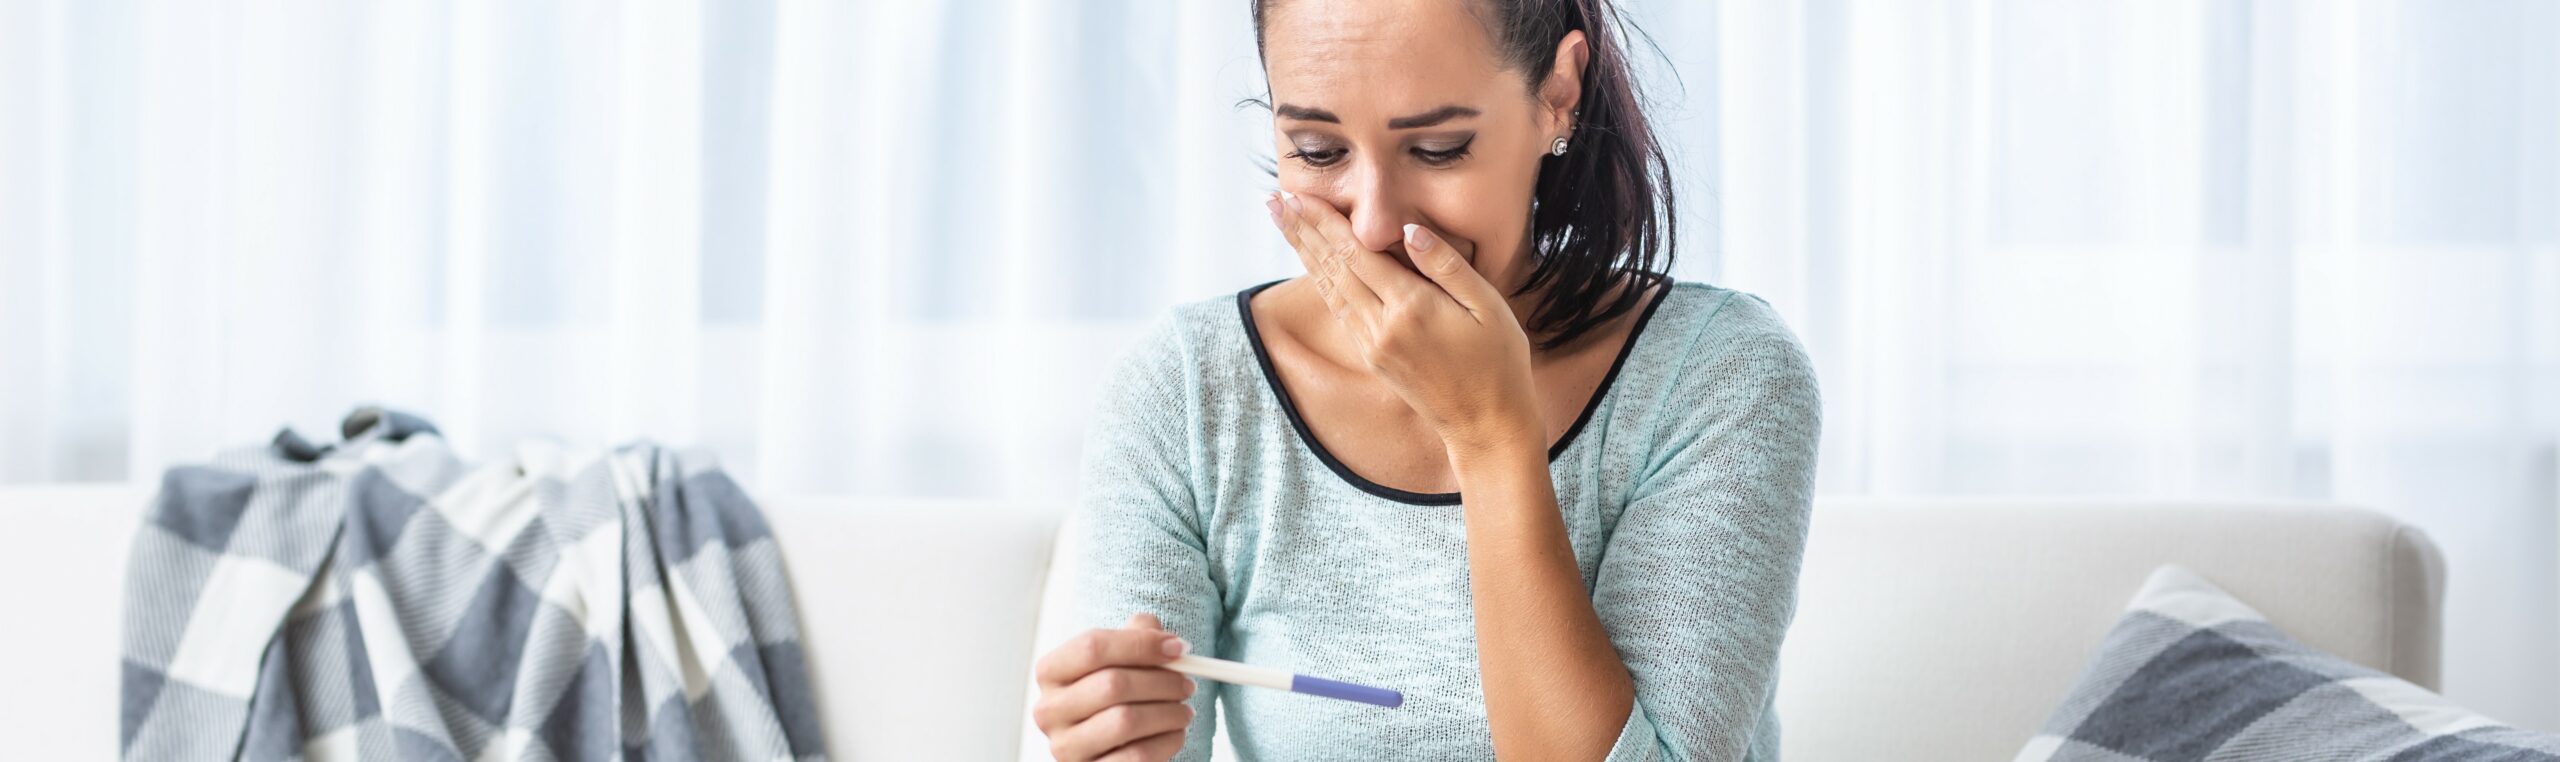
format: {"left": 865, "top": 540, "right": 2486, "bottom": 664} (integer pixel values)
{"left": 1550, "top": 135, "right": 1570, "bottom": 156}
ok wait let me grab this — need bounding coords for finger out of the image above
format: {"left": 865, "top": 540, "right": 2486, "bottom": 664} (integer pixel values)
{"left": 1403, "top": 223, "right": 1507, "bottom": 319}
{"left": 1270, "top": 193, "right": 1347, "bottom": 321}
{"left": 1036, "top": 624, "right": 1188, "bottom": 689}
{"left": 1341, "top": 228, "right": 1439, "bottom": 308}
{"left": 1281, "top": 192, "right": 1381, "bottom": 311}
{"left": 1286, "top": 191, "right": 1388, "bottom": 309}
{"left": 1050, "top": 702, "right": 1195, "bottom": 762}
{"left": 1278, "top": 191, "right": 1366, "bottom": 315}
{"left": 1098, "top": 728, "right": 1188, "bottom": 762}
{"left": 1127, "top": 612, "right": 1162, "bottom": 632}
{"left": 1282, "top": 191, "right": 1436, "bottom": 307}
{"left": 1044, "top": 666, "right": 1197, "bottom": 729}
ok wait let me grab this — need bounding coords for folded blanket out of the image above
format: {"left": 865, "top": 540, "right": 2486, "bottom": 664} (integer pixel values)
{"left": 120, "top": 433, "right": 825, "bottom": 761}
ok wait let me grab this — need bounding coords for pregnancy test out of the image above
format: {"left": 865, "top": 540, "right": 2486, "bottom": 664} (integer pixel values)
{"left": 1164, "top": 653, "right": 1404, "bottom": 708}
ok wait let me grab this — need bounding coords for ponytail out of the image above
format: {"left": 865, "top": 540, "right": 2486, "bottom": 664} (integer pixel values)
{"left": 1511, "top": 0, "right": 1675, "bottom": 350}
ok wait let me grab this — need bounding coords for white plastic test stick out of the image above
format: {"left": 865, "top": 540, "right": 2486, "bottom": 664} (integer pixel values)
{"left": 1163, "top": 654, "right": 1403, "bottom": 708}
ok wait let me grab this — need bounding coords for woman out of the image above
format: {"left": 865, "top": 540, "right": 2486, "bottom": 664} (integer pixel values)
{"left": 1032, "top": 0, "right": 1820, "bottom": 759}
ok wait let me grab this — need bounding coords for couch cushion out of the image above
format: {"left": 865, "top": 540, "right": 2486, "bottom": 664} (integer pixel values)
{"left": 2018, "top": 565, "right": 2557, "bottom": 761}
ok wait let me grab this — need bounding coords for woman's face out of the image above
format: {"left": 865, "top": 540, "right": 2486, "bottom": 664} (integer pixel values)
{"left": 1262, "top": 0, "right": 1585, "bottom": 283}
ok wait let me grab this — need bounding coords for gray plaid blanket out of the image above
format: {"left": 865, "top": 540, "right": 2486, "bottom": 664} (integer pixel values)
{"left": 2021, "top": 565, "right": 2559, "bottom": 761}
{"left": 121, "top": 433, "right": 825, "bottom": 761}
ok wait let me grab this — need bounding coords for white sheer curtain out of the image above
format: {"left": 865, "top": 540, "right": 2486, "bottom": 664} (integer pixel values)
{"left": 1, "top": 0, "right": 2552, "bottom": 730}
{"left": 1670, "top": 0, "right": 2560, "bottom": 728}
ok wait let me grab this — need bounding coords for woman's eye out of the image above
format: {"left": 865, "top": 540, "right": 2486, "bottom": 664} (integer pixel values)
{"left": 1413, "top": 138, "right": 1473, "bottom": 167}
{"left": 1286, "top": 148, "right": 1346, "bottom": 168}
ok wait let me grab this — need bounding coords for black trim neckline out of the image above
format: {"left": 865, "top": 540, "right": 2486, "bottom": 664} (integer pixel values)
{"left": 1236, "top": 272, "right": 1675, "bottom": 506}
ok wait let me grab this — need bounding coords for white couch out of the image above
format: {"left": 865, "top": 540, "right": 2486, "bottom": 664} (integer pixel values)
{"left": 3, "top": 487, "right": 2442, "bottom": 761}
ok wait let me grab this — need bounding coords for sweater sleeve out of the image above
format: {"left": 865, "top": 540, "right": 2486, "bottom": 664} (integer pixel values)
{"left": 1065, "top": 310, "right": 1223, "bottom": 761}
{"left": 1594, "top": 292, "right": 1823, "bottom": 762}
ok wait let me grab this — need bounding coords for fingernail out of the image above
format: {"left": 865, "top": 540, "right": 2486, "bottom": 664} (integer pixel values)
{"left": 1162, "top": 637, "right": 1189, "bottom": 658}
{"left": 1404, "top": 224, "right": 1436, "bottom": 252}
{"left": 1281, "top": 191, "right": 1301, "bottom": 214}
{"left": 1266, "top": 197, "right": 1283, "bottom": 226}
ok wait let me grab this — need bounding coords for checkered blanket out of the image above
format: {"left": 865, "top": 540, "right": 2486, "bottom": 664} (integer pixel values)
{"left": 2019, "top": 565, "right": 2560, "bottom": 761}
{"left": 121, "top": 433, "right": 825, "bottom": 761}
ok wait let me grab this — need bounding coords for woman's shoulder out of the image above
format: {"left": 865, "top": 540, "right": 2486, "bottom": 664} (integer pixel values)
{"left": 1654, "top": 280, "right": 1795, "bottom": 344}
{"left": 1117, "top": 281, "right": 1268, "bottom": 375}
{"left": 1093, "top": 281, "right": 1274, "bottom": 408}
{"left": 1173, "top": 280, "right": 1268, "bottom": 343}
{"left": 1634, "top": 279, "right": 1819, "bottom": 409}
{"left": 1612, "top": 280, "right": 1822, "bottom": 486}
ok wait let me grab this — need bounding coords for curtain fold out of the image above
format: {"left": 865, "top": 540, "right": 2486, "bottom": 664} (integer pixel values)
{"left": 0, "top": 0, "right": 2552, "bottom": 731}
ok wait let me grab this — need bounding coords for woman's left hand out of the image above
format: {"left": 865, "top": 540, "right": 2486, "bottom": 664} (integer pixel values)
{"left": 1267, "top": 190, "right": 1542, "bottom": 456}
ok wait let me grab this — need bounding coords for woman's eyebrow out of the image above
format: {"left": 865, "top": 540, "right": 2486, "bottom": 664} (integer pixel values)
{"left": 1275, "top": 104, "right": 1340, "bottom": 123}
{"left": 1273, "top": 104, "right": 1481, "bottom": 130}
{"left": 1385, "top": 106, "right": 1479, "bottom": 129}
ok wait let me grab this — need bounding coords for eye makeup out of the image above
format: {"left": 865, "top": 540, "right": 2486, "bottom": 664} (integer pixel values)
{"left": 1281, "top": 133, "right": 1477, "bottom": 169}
{"left": 1411, "top": 135, "right": 1473, "bottom": 166}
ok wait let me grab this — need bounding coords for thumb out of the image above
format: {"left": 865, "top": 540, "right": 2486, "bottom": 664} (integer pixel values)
{"left": 1404, "top": 224, "right": 1503, "bottom": 316}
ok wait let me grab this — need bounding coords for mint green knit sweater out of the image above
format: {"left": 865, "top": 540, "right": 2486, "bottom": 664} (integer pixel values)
{"left": 1068, "top": 277, "right": 1821, "bottom": 761}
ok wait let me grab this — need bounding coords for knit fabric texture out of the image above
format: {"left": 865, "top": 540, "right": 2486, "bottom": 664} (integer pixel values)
{"left": 1068, "top": 277, "right": 1822, "bottom": 761}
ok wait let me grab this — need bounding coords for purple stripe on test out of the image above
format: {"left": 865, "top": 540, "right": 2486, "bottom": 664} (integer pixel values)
{"left": 1290, "top": 674, "right": 1404, "bottom": 708}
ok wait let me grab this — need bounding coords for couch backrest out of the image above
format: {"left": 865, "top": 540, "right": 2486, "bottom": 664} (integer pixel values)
{"left": 0, "top": 489, "right": 2441, "bottom": 762}
{"left": 0, "top": 486, "right": 1064, "bottom": 762}
{"left": 1, "top": 485, "right": 146, "bottom": 761}
{"left": 1781, "top": 498, "right": 2444, "bottom": 761}
{"left": 1016, "top": 498, "right": 2447, "bottom": 762}
{"left": 760, "top": 497, "right": 1061, "bottom": 762}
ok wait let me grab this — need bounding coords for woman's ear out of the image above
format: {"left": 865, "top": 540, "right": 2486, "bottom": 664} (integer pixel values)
{"left": 1539, "top": 29, "right": 1591, "bottom": 133}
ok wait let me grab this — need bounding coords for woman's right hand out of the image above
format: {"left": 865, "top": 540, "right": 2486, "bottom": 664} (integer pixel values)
{"left": 1033, "top": 612, "right": 1200, "bottom": 761}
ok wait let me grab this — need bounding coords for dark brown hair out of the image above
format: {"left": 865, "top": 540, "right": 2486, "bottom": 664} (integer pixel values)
{"left": 1251, "top": 0, "right": 1676, "bottom": 351}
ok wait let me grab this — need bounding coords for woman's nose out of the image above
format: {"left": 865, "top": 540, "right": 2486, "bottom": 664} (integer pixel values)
{"left": 1343, "top": 176, "right": 1413, "bottom": 255}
